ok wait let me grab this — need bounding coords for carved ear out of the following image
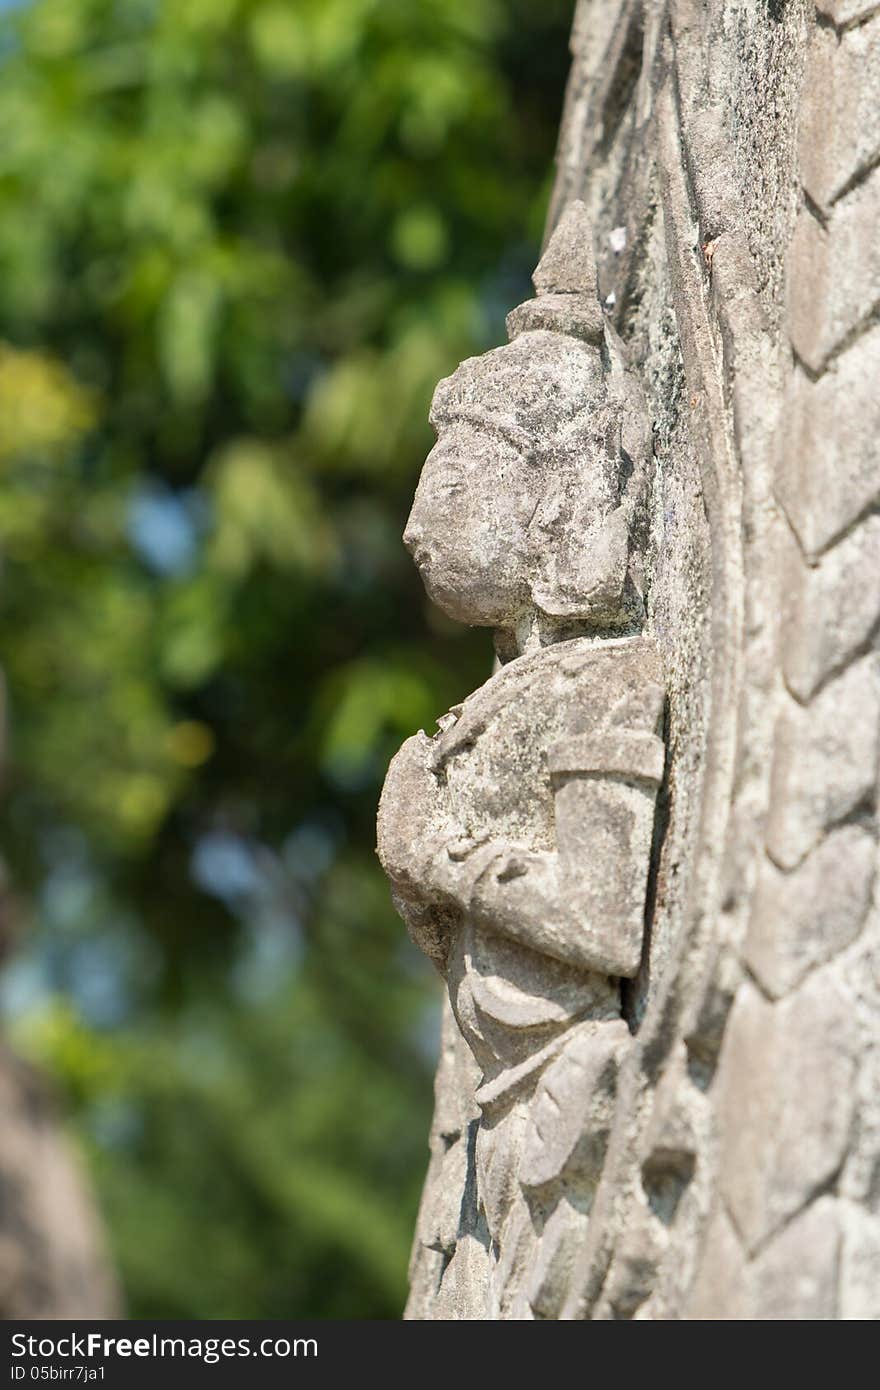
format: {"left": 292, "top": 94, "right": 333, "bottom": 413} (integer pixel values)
{"left": 531, "top": 504, "right": 631, "bottom": 622}
{"left": 530, "top": 406, "right": 642, "bottom": 624}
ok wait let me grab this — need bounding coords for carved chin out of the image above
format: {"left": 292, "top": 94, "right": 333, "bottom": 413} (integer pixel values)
{"left": 416, "top": 557, "right": 518, "bottom": 627}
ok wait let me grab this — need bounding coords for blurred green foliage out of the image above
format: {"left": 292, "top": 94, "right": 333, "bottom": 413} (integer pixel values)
{"left": 0, "top": 0, "right": 572, "bottom": 1317}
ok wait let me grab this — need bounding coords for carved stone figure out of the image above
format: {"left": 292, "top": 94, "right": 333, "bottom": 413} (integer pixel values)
{"left": 377, "top": 0, "right": 880, "bottom": 1321}
{"left": 377, "top": 203, "right": 665, "bottom": 1319}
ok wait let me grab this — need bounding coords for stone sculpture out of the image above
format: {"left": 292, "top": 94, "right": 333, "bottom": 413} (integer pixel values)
{"left": 377, "top": 0, "right": 880, "bottom": 1321}
{"left": 377, "top": 203, "right": 666, "bottom": 1318}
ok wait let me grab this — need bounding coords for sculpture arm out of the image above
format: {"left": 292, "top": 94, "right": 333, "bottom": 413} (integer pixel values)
{"left": 468, "top": 731, "right": 664, "bottom": 978}
{"left": 379, "top": 717, "right": 663, "bottom": 977}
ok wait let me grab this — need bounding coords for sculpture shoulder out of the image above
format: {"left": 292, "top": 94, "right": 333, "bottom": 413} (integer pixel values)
{"left": 430, "top": 635, "right": 665, "bottom": 771}
{"left": 379, "top": 635, "right": 666, "bottom": 868}
{"left": 377, "top": 729, "right": 440, "bottom": 887}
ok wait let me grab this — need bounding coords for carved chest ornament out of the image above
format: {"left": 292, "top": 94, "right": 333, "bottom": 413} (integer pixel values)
{"left": 377, "top": 202, "right": 665, "bottom": 1319}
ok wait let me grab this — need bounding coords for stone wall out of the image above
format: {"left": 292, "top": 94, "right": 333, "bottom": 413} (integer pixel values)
{"left": 383, "top": 0, "right": 880, "bottom": 1319}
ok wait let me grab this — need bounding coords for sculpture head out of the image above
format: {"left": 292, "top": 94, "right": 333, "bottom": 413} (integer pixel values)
{"left": 403, "top": 203, "right": 650, "bottom": 636}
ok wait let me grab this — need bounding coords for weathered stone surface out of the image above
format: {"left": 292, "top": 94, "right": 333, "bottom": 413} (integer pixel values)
{"left": 839, "top": 1202, "right": 880, "bottom": 1320}
{"left": 839, "top": 975, "right": 880, "bottom": 1208}
{"left": 533, "top": 199, "right": 600, "bottom": 298}
{"left": 506, "top": 294, "right": 605, "bottom": 344}
{"left": 776, "top": 326, "right": 880, "bottom": 558}
{"left": 384, "top": 0, "right": 880, "bottom": 1321}
{"left": 601, "top": 1196, "right": 666, "bottom": 1320}
{"left": 764, "top": 656, "right": 880, "bottom": 870}
{"left": 717, "top": 979, "right": 857, "bottom": 1252}
{"left": 509, "top": 203, "right": 606, "bottom": 343}
{"left": 753, "top": 1198, "right": 841, "bottom": 1320}
{"left": 429, "top": 1232, "right": 492, "bottom": 1322}
{"left": 686, "top": 1209, "right": 753, "bottom": 1321}
{"left": 814, "top": 0, "right": 880, "bottom": 25}
{"left": 523, "top": 1200, "right": 590, "bottom": 1319}
{"left": 378, "top": 207, "right": 665, "bottom": 1317}
{"left": 639, "top": 1043, "right": 701, "bottom": 1228}
{"left": 799, "top": 20, "right": 880, "bottom": 212}
{"left": 682, "top": 944, "right": 744, "bottom": 1072}
{"left": 779, "top": 518, "right": 880, "bottom": 701}
{"left": 786, "top": 175, "right": 880, "bottom": 373}
{"left": 743, "top": 828, "right": 875, "bottom": 997}
{"left": 520, "top": 1022, "right": 628, "bottom": 1190}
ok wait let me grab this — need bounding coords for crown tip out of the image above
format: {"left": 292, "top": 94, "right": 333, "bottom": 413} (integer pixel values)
{"left": 532, "top": 201, "right": 598, "bottom": 298}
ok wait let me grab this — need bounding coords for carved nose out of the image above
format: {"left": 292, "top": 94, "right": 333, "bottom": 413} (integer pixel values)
{"left": 403, "top": 520, "right": 421, "bottom": 553}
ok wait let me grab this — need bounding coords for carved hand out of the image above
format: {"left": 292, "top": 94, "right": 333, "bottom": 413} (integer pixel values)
{"left": 467, "top": 844, "right": 645, "bottom": 978}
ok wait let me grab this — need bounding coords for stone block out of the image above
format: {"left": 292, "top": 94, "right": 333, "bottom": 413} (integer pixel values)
{"left": 786, "top": 177, "right": 880, "bottom": 373}
{"left": 685, "top": 1208, "right": 753, "bottom": 1320}
{"left": 800, "top": 20, "right": 880, "bottom": 212}
{"left": 776, "top": 327, "right": 880, "bottom": 557}
{"left": 765, "top": 656, "right": 880, "bottom": 870}
{"left": 743, "top": 827, "right": 875, "bottom": 997}
{"left": 779, "top": 517, "right": 880, "bottom": 701}
{"left": 717, "top": 978, "right": 857, "bottom": 1251}
{"left": 839, "top": 1202, "right": 880, "bottom": 1319}
{"left": 753, "top": 1198, "right": 841, "bottom": 1319}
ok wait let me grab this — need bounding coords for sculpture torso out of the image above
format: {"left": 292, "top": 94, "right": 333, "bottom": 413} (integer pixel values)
{"left": 382, "top": 635, "right": 662, "bottom": 1096}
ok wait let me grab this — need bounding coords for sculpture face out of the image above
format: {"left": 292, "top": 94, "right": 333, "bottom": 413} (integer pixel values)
{"left": 404, "top": 421, "right": 534, "bottom": 626}
{"left": 403, "top": 327, "right": 636, "bottom": 631}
